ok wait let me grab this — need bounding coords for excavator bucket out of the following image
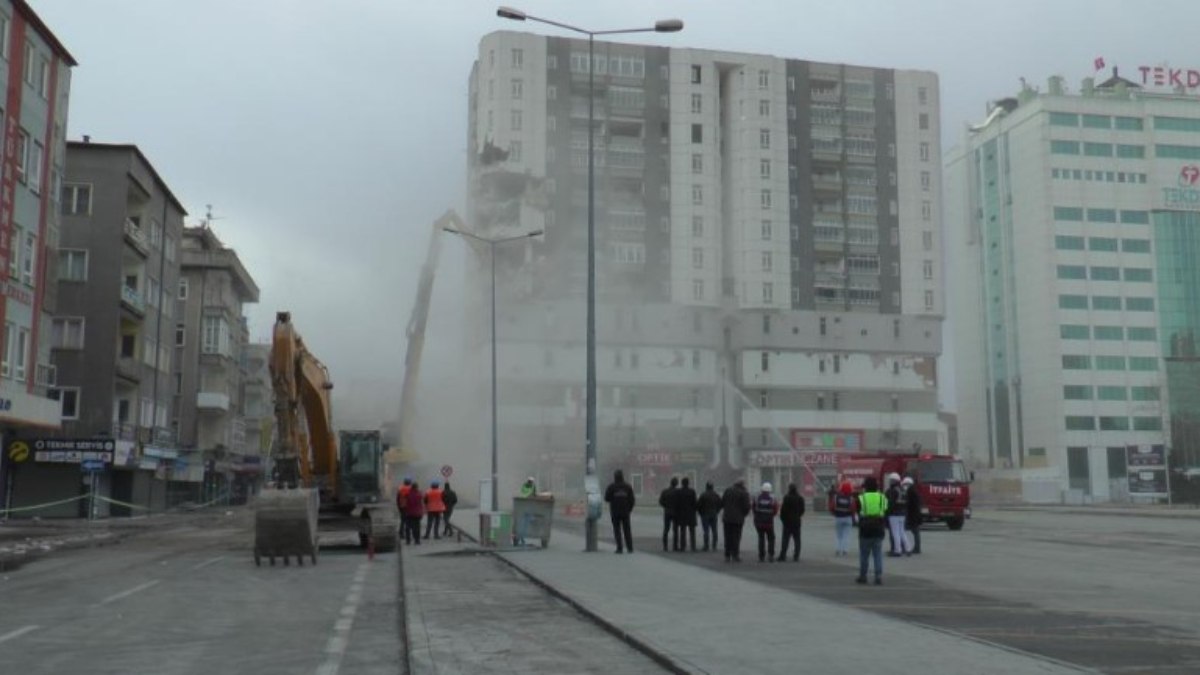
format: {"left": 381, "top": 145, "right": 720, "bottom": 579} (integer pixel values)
{"left": 253, "top": 487, "right": 319, "bottom": 566}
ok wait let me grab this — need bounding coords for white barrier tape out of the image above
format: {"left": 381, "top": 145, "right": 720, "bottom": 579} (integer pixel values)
{"left": 93, "top": 496, "right": 153, "bottom": 511}
{"left": 0, "top": 494, "right": 90, "bottom": 516}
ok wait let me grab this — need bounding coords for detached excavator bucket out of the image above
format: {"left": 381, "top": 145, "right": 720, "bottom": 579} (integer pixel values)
{"left": 254, "top": 487, "right": 319, "bottom": 567}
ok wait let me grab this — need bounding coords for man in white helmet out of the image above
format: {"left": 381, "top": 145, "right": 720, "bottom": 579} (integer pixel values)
{"left": 884, "top": 472, "right": 909, "bottom": 557}
{"left": 752, "top": 481, "right": 780, "bottom": 563}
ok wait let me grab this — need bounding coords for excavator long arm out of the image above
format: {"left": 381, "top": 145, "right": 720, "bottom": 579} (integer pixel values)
{"left": 395, "top": 209, "right": 464, "bottom": 457}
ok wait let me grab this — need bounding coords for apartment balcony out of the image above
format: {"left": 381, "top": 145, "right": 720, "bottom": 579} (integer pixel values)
{"left": 810, "top": 88, "right": 840, "bottom": 103}
{"left": 123, "top": 219, "right": 150, "bottom": 257}
{"left": 120, "top": 286, "right": 146, "bottom": 317}
{"left": 196, "top": 391, "right": 231, "bottom": 412}
{"left": 112, "top": 422, "right": 137, "bottom": 441}
{"left": 812, "top": 173, "right": 842, "bottom": 192}
{"left": 116, "top": 356, "right": 141, "bottom": 383}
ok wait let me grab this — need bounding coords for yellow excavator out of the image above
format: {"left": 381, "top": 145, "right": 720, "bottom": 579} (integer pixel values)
{"left": 253, "top": 312, "right": 398, "bottom": 566}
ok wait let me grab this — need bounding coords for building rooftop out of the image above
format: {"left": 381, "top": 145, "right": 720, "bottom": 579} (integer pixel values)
{"left": 66, "top": 141, "right": 188, "bottom": 215}
{"left": 15, "top": 0, "right": 77, "bottom": 66}
{"left": 181, "top": 226, "right": 260, "bottom": 302}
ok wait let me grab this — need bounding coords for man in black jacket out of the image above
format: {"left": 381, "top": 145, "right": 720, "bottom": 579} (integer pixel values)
{"left": 720, "top": 479, "right": 751, "bottom": 562}
{"left": 604, "top": 469, "right": 636, "bottom": 554}
{"left": 777, "top": 483, "right": 806, "bottom": 562}
{"left": 673, "top": 477, "right": 698, "bottom": 552}
{"left": 441, "top": 482, "right": 459, "bottom": 537}
{"left": 659, "top": 477, "right": 679, "bottom": 552}
{"left": 697, "top": 482, "right": 723, "bottom": 551}
{"left": 884, "top": 472, "right": 909, "bottom": 557}
{"left": 903, "top": 476, "right": 922, "bottom": 555}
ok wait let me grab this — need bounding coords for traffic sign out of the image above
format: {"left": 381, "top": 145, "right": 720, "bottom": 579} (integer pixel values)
{"left": 440, "top": 464, "right": 453, "bottom": 478}
{"left": 7, "top": 441, "right": 29, "bottom": 463}
{"left": 80, "top": 459, "right": 106, "bottom": 473}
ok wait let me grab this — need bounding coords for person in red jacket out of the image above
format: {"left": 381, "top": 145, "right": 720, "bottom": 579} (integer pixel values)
{"left": 405, "top": 482, "right": 425, "bottom": 545}
{"left": 397, "top": 478, "right": 413, "bottom": 545}
{"left": 424, "top": 481, "right": 447, "bottom": 540}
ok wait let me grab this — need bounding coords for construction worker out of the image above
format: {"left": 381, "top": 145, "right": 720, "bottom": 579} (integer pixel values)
{"left": 752, "top": 482, "right": 779, "bottom": 563}
{"left": 441, "top": 482, "right": 458, "bottom": 537}
{"left": 697, "top": 482, "right": 723, "bottom": 552}
{"left": 830, "top": 480, "right": 855, "bottom": 556}
{"left": 885, "top": 472, "right": 909, "bottom": 557}
{"left": 519, "top": 476, "right": 537, "bottom": 498}
{"left": 777, "top": 483, "right": 805, "bottom": 562}
{"left": 397, "top": 477, "right": 413, "bottom": 545}
{"left": 604, "top": 469, "right": 636, "bottom": 554}
{"left": 405, "top": 481, "right": 425, "bottom": 546}
{"left": 659, "top": 477, "right": 679, "bottom": 552}
{"left": 424, "top": 480, "right": 446, "bottom": 540}
{"left": 855, "top": 476, "right": 889, "bottom": 585}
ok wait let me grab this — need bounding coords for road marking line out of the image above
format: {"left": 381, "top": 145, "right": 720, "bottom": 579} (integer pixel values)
{"left": 100, "top": 580, "right": 161, "bottom": 605}
{"left": 191, "top": 556, "right": 225, "bottom": 571}
{"left": 316, "top": 562, "right": 370, "bottom": 675}
{"left": 0, "top": 625, "right": 38, "bottom": 644}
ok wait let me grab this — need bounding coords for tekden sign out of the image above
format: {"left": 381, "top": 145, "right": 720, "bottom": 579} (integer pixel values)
{"left": 1163, "top": 165, "right": 1200, "bottom": 210}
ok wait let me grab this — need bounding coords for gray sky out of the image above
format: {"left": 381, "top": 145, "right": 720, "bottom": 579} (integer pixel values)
{"left": 30, "top": 0, "right": 1197, "bottom": 416}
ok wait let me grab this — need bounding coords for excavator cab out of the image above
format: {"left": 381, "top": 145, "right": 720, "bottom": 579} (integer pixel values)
{"left": 338, "top": 430, "right": 386, "bottom": 507}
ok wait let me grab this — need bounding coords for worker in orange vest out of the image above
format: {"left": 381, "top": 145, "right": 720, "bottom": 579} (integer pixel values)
{"left": 397, "top": 478, "right": 413, "bottom": 544}
{"left": 424, "top": 480, "right": 447, "bottom": 540}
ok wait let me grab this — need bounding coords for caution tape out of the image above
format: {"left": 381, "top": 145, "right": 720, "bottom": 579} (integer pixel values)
{"left": 93, "top": 495, "right": 153, "bottom": 511}
{"left": 0, "top": 493, "right": 90, "bottom": 517}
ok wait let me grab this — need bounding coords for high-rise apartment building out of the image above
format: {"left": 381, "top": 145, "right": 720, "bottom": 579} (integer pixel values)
{"left": 0, "top": 1, "right": 75, "bottom": 515}
{"left": 948, "top": 71, "right": 1200, "bottom": 501}
{"left": 465, "top": 32, "right": 944, "bottom": 499}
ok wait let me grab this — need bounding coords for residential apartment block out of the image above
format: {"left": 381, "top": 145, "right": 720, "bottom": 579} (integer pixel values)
{"left": 466, "top": 31, "right": 945, "bottom": 499}
{"left": 175, "top": 225, "right": 260, "bottom": 503}
{"left": 948, "top": 71, "right": 1200, "bottom": 501}
{"left": 0, "top": 1, "right": 75, "bottom": 515}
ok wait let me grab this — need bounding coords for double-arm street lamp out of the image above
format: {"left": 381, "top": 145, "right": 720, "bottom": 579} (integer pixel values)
{"left": 443, "top": 226, "right": 543, "bottom": 513}
{"left": 497, "top": 7, "right": 683, "bottom": 552}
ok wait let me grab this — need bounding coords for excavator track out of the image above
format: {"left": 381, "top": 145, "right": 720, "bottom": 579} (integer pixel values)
{"left": 362, "top": 504, "right": 399, "bottom": 552}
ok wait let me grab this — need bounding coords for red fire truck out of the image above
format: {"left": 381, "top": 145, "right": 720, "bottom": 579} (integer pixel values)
{"left": 835, "top": 452, "right": 972, "bottom": 530}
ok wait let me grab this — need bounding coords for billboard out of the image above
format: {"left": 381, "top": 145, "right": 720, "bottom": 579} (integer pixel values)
{"left": 1126, "top": 444, "right": 1168, "bottom": 497}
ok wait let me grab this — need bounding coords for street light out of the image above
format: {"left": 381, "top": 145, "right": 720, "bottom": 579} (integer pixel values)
{"left": 443, "top": 226, "right": 543, "bottom": 514}
{"left": 497, "top": 7, "right": 683, "bottom": 552}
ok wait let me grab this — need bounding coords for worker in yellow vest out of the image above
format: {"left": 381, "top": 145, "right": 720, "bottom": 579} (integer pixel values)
{"left": 855, "top": 476, "right": 889, "bottom": 586}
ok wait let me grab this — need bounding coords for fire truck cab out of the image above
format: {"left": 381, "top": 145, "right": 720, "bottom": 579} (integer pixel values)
{"left": 836, "top": 452, "right": 972, "bottom": 530}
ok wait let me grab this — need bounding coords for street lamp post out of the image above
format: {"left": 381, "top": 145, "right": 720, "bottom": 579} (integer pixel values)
{"left": 444, "top": 226, "right": 543, "bottom": 514}
{"left": 497, "top": 6, "right": 682, "bottom": 553}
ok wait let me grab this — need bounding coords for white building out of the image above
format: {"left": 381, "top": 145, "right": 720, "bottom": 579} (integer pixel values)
{"left": 465, "top": 31, "right": 946, "bottom": 499}
{"left": 948, "top": 71, "right": 1200, "bottom": 502}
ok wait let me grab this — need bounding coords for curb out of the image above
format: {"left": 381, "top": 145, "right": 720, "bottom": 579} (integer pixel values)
{"left": 396, "top": 538, "right": 412, "bottom": 675}
{"left": 455, "top": 523, "right": 692, "bottom": 675}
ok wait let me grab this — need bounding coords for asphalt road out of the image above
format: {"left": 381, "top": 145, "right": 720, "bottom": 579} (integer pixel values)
{"left": 0, "top": 512, "right": 402, "bottom": 675}
{"left": 598, "top": 507, "right": 1200, "bottom": 674}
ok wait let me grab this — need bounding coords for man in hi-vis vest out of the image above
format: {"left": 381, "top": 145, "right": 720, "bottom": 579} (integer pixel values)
{"left": 855, "top": 476, "right": 889, "bottom": 586}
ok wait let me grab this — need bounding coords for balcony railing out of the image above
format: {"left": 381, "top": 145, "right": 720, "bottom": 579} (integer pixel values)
{"left": 116, "top": 356, "right": 141, "bottom": 382}
{"left": 120, "top": 286, "right": 146, "bottom": 315}
{"left": 123, "top": 219, "right": 149, "bottom": 255}
{"left": 197, "top": 391, "right": 231, "bottom": 412}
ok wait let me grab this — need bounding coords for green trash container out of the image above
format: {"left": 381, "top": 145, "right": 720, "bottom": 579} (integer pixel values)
{"left": 512, "top": 495, "right": 555, "bottom": 547}
{"left": 479, "top": 511, "right": 512, "bottom": 547}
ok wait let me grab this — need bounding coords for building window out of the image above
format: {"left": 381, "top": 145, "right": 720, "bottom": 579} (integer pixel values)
{"left": 178, "top": 277, "right": 189, "bottom": 300}
{"left": 691, "top": 184, "right": 703, "bottom": 205}
{"left": 760, "top": 158, "right": 771, "bottom": 180}
{"left": 919, "top": 142, "right": 930, "bottom": 162}
{"left": 692, "top": 350, "right": 701, "bottom": 370}
{"left": 692, "top": 247, "right": 703, "bottom": 269}
{"left": 761, "top": 251, "right": 773, "bottom": 272}
{"left": 175, "top": 323, "right": 186, "bottom": 347}
{"left": 759, "top": 99, "right": 770, "bottom": 117}
{"left": 918, "top": 113, "right": 929, "bottom": 130}
{"left": 508, "top": 140, "right": 522, "bottom": 162}
{"left": 820, "top": 317, "right": 827, "bottom": 336}
{"left": 759, "top": 128, "right": 770, "bottom": 149}
{"left": 760, "top": 189, "right": 772, "bottom": 210}
{"left": 922, "top": 231, "right": 933, "bottom": 251}
{"left": 691, "top": 93, "right": 702, "bottom": 114}
{"left": 22, "top": 43, "right": 32, "bottom": 84}
{"left": 0, "top": 14, "right": 8, "bottom": 61}
{"left": 20, "top": 232, "right": 33, "bottom": 285}
{"left": 692, "top": 215, "right": 704, "bottom": 237}
{"left": 201, "top": 315, "right": 231, "bottom": 356}
{"left": 761, "top": 351, "right": 769, "bottom": 371}
{"left": 15, "top": 129, "right": 28, "bottom": 183}
{"left": 757, "top": 69, "right": 769, "bottom": 89}
{"left": 511, "top": 78, "right": 523, "bottom": 99}
{"left": 692, "top": 153, "right": 703, "bottom": 174}
{"left": 51, "top": 317, "right": 85, "bottom": 349}
{"left": 921, "top": 200, "right": 932, "bottom": 221}
{"left": 511, "top": 109, "right": 522, "bottom": 131}
{"left": 45, "top": 386, "right": 79, "bottom": 419}
{"left": 920, "top": 171, "right": 931, "bottom": 191}
{"left": 59, "top": 249, "right": 87, "bottom": 281}
{"left": 29, "top": 140, "right": 42, "bottom": 193}
{"left": 923, "top": 260, "right": 933, "bottom": 280}
{"left": 832, "top": 392, "right": 840, "bottom": 410}
{"left": 761, "top": 220, "right": 772, "bottom": 241}
{"left": 511, "top": 48, "right": 523, "bottom": 70}
{"left": 918, "top": 86, "right": 928, "bottom": 105}
{"left": 691, "top": 64, "right": 701, "bottom": 84}
{"left": 692, "top": 279, "right": 704, "bottom": 301}
{"left": 762, "top": 282, "right": 773, "bottom": 304}
{"left": 547, "top": 85, "right": 556, "bottom": 101}
{"left": 924, "top": 290, "right": 934, "bottom": 310}
{"left": 692, "top": 124, "right": 703, "bottom": 144}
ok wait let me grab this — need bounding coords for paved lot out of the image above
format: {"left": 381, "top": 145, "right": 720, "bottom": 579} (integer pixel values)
{"left": 594, "top": 507, "right": 1200, "bottom": 674}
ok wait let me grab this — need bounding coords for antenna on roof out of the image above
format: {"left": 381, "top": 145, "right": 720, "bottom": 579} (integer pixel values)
{"left": 201, "top": 203, "right": 224, "bottom": 228}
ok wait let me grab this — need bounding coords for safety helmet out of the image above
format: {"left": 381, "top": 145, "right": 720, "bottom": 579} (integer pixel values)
{"left": 431, "top": 480, "right": 440, "bottom": 488}
{"left": 887, "top": 472, "right": 901, "bottom": 484}
{"left": 901, "top": 476, "right": 914, "bottom": 486}
{"left": 761, "top": 481, "right": 773, "bottom": 493}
